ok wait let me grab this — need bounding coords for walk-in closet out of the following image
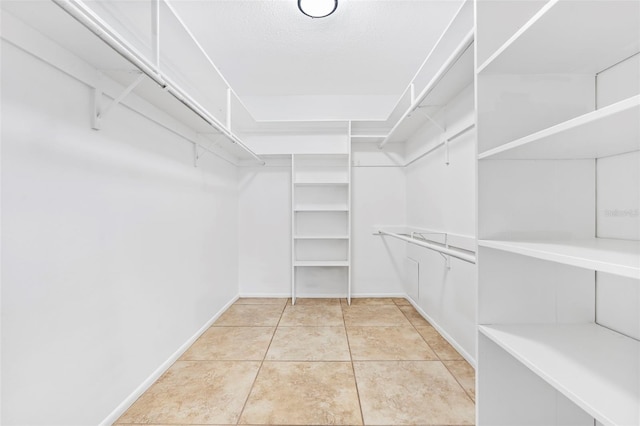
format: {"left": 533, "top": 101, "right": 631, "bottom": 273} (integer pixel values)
{"left": 1, "top": 1, "right": 638, "bottom": 425}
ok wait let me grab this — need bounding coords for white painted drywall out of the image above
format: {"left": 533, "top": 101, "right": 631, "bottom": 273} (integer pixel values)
{"left": 238, "top": 163, "right": 292, "bottom": 296}
{"left": 240, "top": 95, "right": 399, "bottom": 121}
{"left": 238, "top": 159, "right": 407, "bottom": 298}
{"left": 404, "top": 84, "right": 477, "bottom": 362}
{"left": 1, "top": 39, "right": 239, "bottom": 425}
{"left": 351, "top": 166, "right": 406, "bottom": 296}
{"left": 595, "top": 151, "right": 640, "bottom": 341}
{"left": 595, "top": 55, "right": 640, "bottom": 342}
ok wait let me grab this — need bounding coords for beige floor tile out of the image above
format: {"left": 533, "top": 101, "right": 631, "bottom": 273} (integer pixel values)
{"left": 342, "top": 305, "right": 411, "bottom": 327}
{"left": 239, "top": 361, "right": 363, "bottom": 425}
{"left": 416, "top": 326, "right": 465, "bottom": 361}
{"left": 444, "top": 360, "right": 476, "bottom": 401}
{"left": 353, "top": 361, "right": 475, "bottom": 425}
{"left": 181, "top": 327, "right": 275, "bottom": 361}
{"left": 346, "top": 326, "right": 438, "bottom": 361}
{"left": 116, "top": 361, "right": 260, "bottom": 425}
{"left": 340, "top": 297, "right": 395, "bottom": 306}
{"left": 214, "top": 304, "right": 283, "bottom": 327}
{"left": 235, "top": 297, "right": 288, "bottom": 306}
{"left": 279, "top": 304, "right": 344, "bottom": 326}
{"left": 289, "top": 298, "right": 341, "bottom": 305}
{"left": 399, "top": 305, "right": 431, "bottom": 327}
{"left": 266, "top": 326, "right": 350, "bottom": 361}
{"left": 392, "top": 297, "right": 411, "bottom": 306}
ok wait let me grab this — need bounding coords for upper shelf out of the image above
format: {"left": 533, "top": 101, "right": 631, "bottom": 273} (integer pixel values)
{"left": 480, "top": 323, "right": 640, "bottom": 426}
{"left": 479, "top": 95, "right": 640, "bottom": 160}
{"left": 379, "top": 32, "right": 474, "bottom": 147}
{"left": 3, "top": 0, "right": 264, "bottom": 165}
{"left": 479, "top": 238, "right": 640, "bottom": 279}
{"left": 478, "top": 0, "right": 640, "bottom": 74}
{"left": 294, "top": 181, "right": 349, "bottom": 186}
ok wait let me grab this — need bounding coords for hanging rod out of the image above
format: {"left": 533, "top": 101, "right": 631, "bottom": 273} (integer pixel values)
{"left": 52, "top": 0, "right": 265, "bottom": 166}
{"left": 404, "top": 122, "right": 475, "bottom": 167}
{"left": 376, "top": 229, "right": 476, "bottom": 264}
{"left": 379, "top": 30, "right": 474, "bottom": 149}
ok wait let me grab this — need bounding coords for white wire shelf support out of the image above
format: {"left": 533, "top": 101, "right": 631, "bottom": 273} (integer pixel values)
{"left": 52, "top": 0, "right": 265, "bottom": 166}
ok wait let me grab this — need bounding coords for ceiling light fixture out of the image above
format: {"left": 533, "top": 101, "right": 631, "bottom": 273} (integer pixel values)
{"left": 298, "top": 0, "right": 338, "bottom": 18}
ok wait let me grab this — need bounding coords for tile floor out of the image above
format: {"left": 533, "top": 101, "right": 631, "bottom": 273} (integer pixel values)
{"left": 115, "top": 297, "right": 475, "bottom": 425}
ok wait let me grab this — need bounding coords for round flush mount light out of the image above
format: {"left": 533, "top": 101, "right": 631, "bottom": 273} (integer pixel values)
{"left": 298, "top": 0, "right": 338, "bottom": 18}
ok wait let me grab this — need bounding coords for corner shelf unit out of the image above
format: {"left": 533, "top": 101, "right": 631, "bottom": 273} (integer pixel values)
{"left": 291, "top": 154, "right": 351, "bottom": 304}
{"left": 476, "top": 1, "right": 640, "bottom": 425}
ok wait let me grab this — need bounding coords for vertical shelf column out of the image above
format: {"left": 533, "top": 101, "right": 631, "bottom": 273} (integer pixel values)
{"left": 291, "top": 153, "right": 351, "bottom": 304}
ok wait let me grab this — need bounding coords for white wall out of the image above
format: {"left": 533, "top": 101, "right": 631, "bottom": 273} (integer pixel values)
{"left": 238, "top": 158, "right": 407, "bottom": 298}
{"left": 594, "top": 54, "right": 640, "bottom": 342}
{"left": 351, "top": 166, "right": 406, "bottom": 296}
{"left": 238, "top": 163, "right": 291, "bottom": 296}
{"left": 242, "top": 94, "right": 399, "bottom": 121}
{"left": 1, "top": 38, "right": 239, "bottom": 425}
{"left": 404, "top": 84, "right": 477, "bottom": 363}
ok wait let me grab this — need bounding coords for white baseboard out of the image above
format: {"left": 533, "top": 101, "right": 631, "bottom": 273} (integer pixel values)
{"left": 351, "top": 292, "right": 407, "bottom": 298}
{"left": 238, "top": 292, "right": 407, "bottom": 299}
{"left": 99, "top": 295, "right": 239, "bottom": 426}
{"left": 238, "top": 292, "right": 291, "bottom": 298}
{"left": 407, "top": 298, "right": 477, "bottom": 368}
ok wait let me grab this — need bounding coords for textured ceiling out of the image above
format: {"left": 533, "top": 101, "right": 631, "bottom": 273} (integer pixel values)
{"left": 169, "top": 0, "right": 464, "bottom": 97}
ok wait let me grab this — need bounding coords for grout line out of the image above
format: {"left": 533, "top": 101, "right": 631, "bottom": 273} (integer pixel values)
{"left": 441, "top": 360, "right": 476, "bottom": 405}
{"left": 234, "top": 301, "right": 287, "bottom": 425}
{"left": 397, "top": 306, "right": 476, "bottom": 404}
{"left": 341, "top": 300, "right": 366, "bottom": 426}
{"left": 400, "top": 304, "right": 445, "bottom": 362}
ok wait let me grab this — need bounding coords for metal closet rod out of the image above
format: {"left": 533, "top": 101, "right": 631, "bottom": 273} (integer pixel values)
{"left": 52, "top": 0, "right": 265, "bottom": 166}
{"left": 377, "top": 229, "right": 476, "bottom": 264}
{"left": 378, "top": 30, "right": 474, "bottom": 149}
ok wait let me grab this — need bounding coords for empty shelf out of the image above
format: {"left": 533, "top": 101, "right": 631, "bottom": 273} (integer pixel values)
{"left": 294, "top": 181, "right": 349, "bottom": 186}
{"left": 478, "top": 0, "right": 640, "bottom": 74}
{"left": 479, "top": 324, "right": 640, "bottom": 426}
{"left": 381, "top": 32, "right": 474, "bottom": 146}
{"left": 294, "top": 235, "right": 349, "bottom": 240}
{"left": 294, "top": 260, "right": 349, "bottom": 267}
{"left": 294, "top": 206, "right": 349, "bottom": 212}
{"left": 479, "top": 238, "right": 640, "bottom": 279}
{"left": 479, "top": 96, "right": 640, "bottom": 160}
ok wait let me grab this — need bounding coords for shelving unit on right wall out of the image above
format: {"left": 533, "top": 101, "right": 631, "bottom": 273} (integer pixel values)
{"left": 475, "top": 1, "right": 640, "bottom": 426}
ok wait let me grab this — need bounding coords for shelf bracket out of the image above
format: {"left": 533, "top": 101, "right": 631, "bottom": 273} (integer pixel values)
{"left": 193, "top": 133, "right": 222, "bottom": 167}
{"left": 445, "top": 139, "right": 450, "bottom": 166}
{"left": 414, "top": 106, "right": 446, "bottom": 133}
{"left": 92, "top": 71, "right": 145, "bottom": 130}
{"left": 440, "top": 234, "right": 451, "bottom": 270}
{"left": 414, "top": 106, "right": 451, "bottom": 166}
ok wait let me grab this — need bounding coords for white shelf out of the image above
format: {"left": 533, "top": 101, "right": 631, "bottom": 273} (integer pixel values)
{"left": 294, "top": 206, "right": 349, "bottom": 212}
{"left": 294, "top": 235, "right": 349, "bottom": 240}
{"left": 349, "top": 135, "right": 387, "bottom": 144}
{"left": 479, "top": 238, "right": 640, "bottom": 279}
{"left": 478, "top": 0, "right": 640, "bottom": 74}
{"left": 479, "top": 324, "right": 640, "bottom": 426}
{"left": 479, "top": 96, "right": 640, "bottom": 160}
{"left": 382, "top": 33, "right": 474, "bottom": 145}
{"left": 294, "top": 181, "right": 349, "bottom": 186}
{"left": 294, "top": 260, "right": 349, "bottom": 267}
